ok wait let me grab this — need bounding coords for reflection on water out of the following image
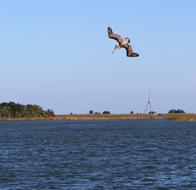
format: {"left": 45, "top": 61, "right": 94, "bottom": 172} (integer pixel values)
{"left": 0, "top": 119, "right": 196, "bottom": 189}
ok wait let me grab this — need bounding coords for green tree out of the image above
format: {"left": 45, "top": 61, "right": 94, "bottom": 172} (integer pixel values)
{"left": 0, "top": 102, "right": 55, "bottom": 118}
{"left": 0, "top": 106, "right": 11, "bottom": 117}
{"left": 168, "top": 109, "right": 185, "bottom": 114}
{"left": 102, "top": 111, "right": 111, "bottom": 114}
{"left": 89, "top": 110, "right": 94, "bottom": 114}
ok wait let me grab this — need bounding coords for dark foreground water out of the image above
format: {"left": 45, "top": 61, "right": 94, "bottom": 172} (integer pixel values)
{"left": 0, "top": 119, "right": 196, "bottom": 189}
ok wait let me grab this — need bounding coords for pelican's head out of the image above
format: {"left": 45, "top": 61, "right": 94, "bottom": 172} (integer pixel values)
{"left": 125, "top": 37, "right": 130, "bottom": 43}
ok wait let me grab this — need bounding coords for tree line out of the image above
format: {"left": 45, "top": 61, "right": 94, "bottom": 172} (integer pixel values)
{"left": 89, "top": 109, "right": 186, "bottom": 115}
{"left": 0, "top": 102, "right": 55, "bottom": 118}
{"left": 168, "top": 109, "right": 185, "bottom": 114}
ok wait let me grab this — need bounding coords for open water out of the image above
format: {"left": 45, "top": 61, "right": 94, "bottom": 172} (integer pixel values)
{"left": 0, "top": 119, "right": 196, "bottom": 189}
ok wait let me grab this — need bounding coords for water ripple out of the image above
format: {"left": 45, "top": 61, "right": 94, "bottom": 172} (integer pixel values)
{"left": 0, "top": 120, "right": 196, "bottom": 189}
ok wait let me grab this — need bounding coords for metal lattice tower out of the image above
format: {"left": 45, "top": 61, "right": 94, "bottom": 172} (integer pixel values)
{"left": 144, "top": 90, "right": 153, "bottom": 114}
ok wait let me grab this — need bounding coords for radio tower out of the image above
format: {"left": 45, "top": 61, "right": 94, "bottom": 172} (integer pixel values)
{"left": 144, "top": 90, "right": 154, "bottom": 114}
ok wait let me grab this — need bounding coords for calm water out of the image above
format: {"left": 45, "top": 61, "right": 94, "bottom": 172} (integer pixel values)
{"left": 0, "top": 119, "right": 196, "bottom": 189}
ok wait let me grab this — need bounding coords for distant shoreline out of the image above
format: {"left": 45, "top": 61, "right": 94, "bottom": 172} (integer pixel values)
{"left": 0, "top": 114, "right": 196, "bottom": 121}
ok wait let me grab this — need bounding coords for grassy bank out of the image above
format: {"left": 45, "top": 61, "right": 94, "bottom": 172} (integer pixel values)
{"left": 54, "top": 114, "right": 159, "bottom": 120}
{"left": 55, "top": 114, "right": 196, "bottom": 121}
{"left": 165, "top": 114, "right": 196, "bottom": 121}
{"left": 0, "top": 113, "right": 196, "bottom": 121}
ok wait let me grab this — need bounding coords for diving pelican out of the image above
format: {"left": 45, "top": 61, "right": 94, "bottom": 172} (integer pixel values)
{"left": 107, "top": 27, "right": 139, "bottom": 57}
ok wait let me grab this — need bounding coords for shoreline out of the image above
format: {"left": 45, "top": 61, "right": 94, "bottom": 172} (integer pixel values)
{"left": 0, "top": 114, "right": 196, "bottom": 121}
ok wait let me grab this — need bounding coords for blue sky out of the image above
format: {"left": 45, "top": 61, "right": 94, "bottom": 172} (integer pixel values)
{"left": 0, "top": 0, "right": 196, "bottom": 114}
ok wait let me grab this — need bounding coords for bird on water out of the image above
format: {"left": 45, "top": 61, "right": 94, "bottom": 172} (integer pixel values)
{"left": 107, "top": 27, "right": 139, "bottom": 57}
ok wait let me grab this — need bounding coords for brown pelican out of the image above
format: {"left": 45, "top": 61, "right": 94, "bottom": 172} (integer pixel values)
{"left": 107, "top": 27, "right": 139, "bottom": 57}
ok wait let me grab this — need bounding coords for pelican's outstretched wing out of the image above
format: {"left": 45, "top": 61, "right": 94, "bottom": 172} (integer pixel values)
{"left": 122, "top": 44, "right": 139, "bottom": 57}
{"left": 107, "top": 27, "right": 124, "bottom": 45}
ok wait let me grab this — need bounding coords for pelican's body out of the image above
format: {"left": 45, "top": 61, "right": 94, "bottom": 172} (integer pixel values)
{"left": 107, "top": 27, "right": 139, "bottom": 57}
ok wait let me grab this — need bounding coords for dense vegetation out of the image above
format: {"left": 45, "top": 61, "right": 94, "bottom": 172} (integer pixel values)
{"left": 102, "top": 111, "right": 111, "bottom": 114}
{"left": 88, "top": 110, "right": 111, "bottom": 114}
{"left": 168, "top": 109, "right": 185, "bottom": 114}
{"left": 0, "top": 102, "right": 55, "bottom": 118}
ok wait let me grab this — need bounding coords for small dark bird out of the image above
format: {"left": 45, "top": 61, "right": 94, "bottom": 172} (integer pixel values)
{"left": 107, "top": 27, "right": 139, "bottom": 57}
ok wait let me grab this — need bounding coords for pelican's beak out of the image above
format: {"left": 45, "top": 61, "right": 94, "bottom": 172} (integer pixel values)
{"left": 112, "top": 46, "right": 117, "bottom": 54}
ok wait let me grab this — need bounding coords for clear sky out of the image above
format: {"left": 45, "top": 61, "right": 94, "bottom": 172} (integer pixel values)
{"left": 0, "top": 0, "right": 196, "bottom": 114}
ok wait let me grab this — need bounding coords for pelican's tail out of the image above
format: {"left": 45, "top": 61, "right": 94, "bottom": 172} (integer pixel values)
{"left": 130, "top": 52, "right": 139, "bottom": 57}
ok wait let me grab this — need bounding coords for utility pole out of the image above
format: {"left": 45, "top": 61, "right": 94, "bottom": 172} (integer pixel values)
{"left": 144, "top": 89, "right": 154, "bottom": 114}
